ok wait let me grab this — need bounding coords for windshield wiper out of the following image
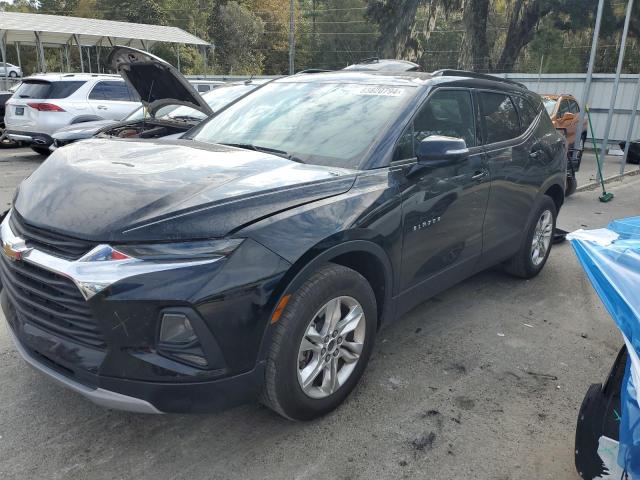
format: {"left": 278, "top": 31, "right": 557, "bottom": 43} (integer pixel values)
{"left": 221, "top": 143, "right": 305, "bottom": 164}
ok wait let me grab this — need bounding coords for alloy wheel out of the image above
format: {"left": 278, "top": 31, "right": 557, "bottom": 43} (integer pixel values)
{"left": 531, "top": 210, "right": 553, "bottom": 266}
{"left": 297, "top": 296, "right": 366, "bottom": 399}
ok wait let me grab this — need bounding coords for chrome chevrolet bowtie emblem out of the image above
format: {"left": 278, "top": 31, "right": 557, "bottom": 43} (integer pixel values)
{"left": 2, "top": 239, "right": 30, "bottom": 261}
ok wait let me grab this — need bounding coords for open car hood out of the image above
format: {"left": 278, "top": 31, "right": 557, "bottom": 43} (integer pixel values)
{"left": 108, "top": 46, "right": 214, "bottom": 118}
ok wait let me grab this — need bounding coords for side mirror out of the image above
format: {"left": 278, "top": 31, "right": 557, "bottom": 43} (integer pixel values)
{"left": 416, "top": 135, "right": 469, "bottom": 166}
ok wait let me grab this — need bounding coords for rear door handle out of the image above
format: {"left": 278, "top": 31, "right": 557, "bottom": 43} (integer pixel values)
{"left": 471, "top": 170, "right": 488, "bottom": 181}
{"left": 97, "top": 105, "right": 108, "bottom": 110}
{"left": 529, "top": 150, "right": 542, "bottom": 159}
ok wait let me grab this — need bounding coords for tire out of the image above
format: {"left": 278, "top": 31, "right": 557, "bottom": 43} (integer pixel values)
{"left": 30, "top": 146, "right": 51, "bottom": 156}
{"left": 261, "top": 263, "right": 377, "bottom": 421}
{"left": 566, "top": 174, "right": 577, "bottom": 197}
{"left": 504, "top": 196, "right": 557, "bottom": 279}
{"left": 9, "top": 71, "right": 17, "bottom": 78}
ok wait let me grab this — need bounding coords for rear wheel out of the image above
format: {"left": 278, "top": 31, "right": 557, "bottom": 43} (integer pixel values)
{"left": 30, "top": 146, "right": 51, "bottom": 156}
{"left": 262, "top": 264, "right": 377, "bottom": 421}
{"left": 8, "top": 71, "right": 17, "bottom": 78}
{"left": 504, "top": 196, "right": 557, "bottom": 279}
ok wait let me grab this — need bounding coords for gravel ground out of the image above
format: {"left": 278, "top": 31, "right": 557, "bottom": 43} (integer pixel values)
{"left": 0, "top": 147, "right": 638, "bottom": 480}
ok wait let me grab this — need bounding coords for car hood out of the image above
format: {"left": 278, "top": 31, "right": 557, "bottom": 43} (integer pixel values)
{"left": 52, "top": 119, "right": 117, "bottom": 140}
{"left": 14, "top": 139, "right": 357, "bottom": 242}
{"left": 108, "top": 46, "right": 214, "bottom": 117}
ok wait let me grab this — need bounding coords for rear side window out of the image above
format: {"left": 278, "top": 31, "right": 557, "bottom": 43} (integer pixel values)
{"left": 478, "top": 92, "right": 520, "bottom": 144}
{"left": 14, "top": 80, "right": 85, "bottom": 99}
{"left": 513, "top": 96, "right": 539, "bottom": 132}
{"left": 89, "top": 81, "right": 133, "bottom": 101}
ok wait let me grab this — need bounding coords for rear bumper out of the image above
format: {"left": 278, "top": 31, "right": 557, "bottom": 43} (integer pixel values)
{"left": 6, "top": 130, "right": 53, "bottom": 146}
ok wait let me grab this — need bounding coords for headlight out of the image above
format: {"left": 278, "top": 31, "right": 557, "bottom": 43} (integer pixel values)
{"left": 114, "top": 239, "right": 243, "bottom": 261}
{"left": 68, "top": 239, "right": 243, "bottom": 299}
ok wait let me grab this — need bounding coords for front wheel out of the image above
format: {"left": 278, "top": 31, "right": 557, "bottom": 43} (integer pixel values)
{"left": 261, "top": 264, "right": 377, "bottom": 421}
{"left": 504, "top": 196, "right": 557, "bottom": 279}
{"left": 8, "top": 71, "right": 17, "bottom": 78}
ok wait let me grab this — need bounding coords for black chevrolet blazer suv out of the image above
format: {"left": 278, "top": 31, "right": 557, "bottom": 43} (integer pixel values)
{"left": 0, "top": 64, "right": 566, "bottom": 420}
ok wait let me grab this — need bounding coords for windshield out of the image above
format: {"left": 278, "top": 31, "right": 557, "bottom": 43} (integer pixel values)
{"left": 542, "top": 97, "right": 557, "bottom": 116}
{"left": 192, "top": 81, "right": 413, "bottom": 168}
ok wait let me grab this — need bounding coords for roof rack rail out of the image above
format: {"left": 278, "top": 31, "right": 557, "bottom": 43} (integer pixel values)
{"left": 432, "top": 69, "right": 526, "bottom": 88}
{"left": 296, "top": 68, "right": 333, "bottom": 74}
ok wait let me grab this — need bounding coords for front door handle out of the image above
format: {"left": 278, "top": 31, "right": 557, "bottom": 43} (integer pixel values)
{"left": 97, "top": 105, "right": 108, "bottom": 110}
{"left": 529, "top": 150, "right": 541, "bottom": 159}
{"left": 471, "top": 170, "right": 488, "bottom": 181}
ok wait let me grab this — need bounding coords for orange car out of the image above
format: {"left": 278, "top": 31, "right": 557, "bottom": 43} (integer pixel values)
{"left": 542, "top": 94, "right": 588, "bottom": 151}
{"left": 542, "top": 94, "right": 588, "bottom": 196}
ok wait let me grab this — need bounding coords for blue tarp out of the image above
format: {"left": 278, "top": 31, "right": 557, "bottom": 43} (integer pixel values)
{"left": 569, "top": 217, "right": 640, "bottom": 476}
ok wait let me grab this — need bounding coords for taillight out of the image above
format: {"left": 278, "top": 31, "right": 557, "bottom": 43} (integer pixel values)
{"left": 26, "top": 102, "right": 65, "bottom": 112}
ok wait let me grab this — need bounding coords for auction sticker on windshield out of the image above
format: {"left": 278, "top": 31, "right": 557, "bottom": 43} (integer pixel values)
{"left": 350, "top": 86, "right": 406, "bottom": 97}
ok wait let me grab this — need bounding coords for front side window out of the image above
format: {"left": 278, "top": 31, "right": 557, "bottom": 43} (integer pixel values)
{"left": 558, "top": 99, "right": 570, "bottom": 117}
{"left": 393, "top": 89, "right": 475, "bottom": 161}
{"left": 413, "top": 89, "right": 475, "bottom": 148}
{"left": 192, "top": 81, "right": 414, "bottom": 169}
{"left": 89, "top": 81, "right": 133, "bottom": 101}
{"left": 478, "top": 92, "right": 520, "bottom": 144}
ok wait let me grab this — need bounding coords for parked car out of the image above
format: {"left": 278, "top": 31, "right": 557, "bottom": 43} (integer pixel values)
{"left": 619, "top": 139, "right": 640, "bottom": 164}
{"left": 5, "top": 73, "right": 140, "bottom": 155}
{"left": 542, "top": 94, "right": 587, "bottom": 196}
{"left": 190, "top": 80, "right": 226, "bottom": 93}
{"left": 51, "top": 76, "right": 266, "bottom": 150}
{"left": 0, "top": 89, "right": 18, "bottom": 147}
{"left": 50, "top": 82, "right": 261, "bottom": 150}
{"left": 0, "top": 62, "right": 22, "bottom": 78}
{"left": 343, "top": 58, "right": 420, "bottom": 72}
{"left": 0, "top": 68, "right": 566, "bottom": 420}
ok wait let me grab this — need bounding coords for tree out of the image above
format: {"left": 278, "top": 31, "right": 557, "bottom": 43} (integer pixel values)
{"left": 209, "top": 1, "right": 265, "bottom": 74}
{"left": 95, "top": 0, "right": 169, "bottom": 25}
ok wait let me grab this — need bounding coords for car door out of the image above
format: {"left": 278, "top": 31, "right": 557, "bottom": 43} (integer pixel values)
{"left": 395, "top": 88, "right": 490, "bottom": 298}
{"left": 87, "top": 80, "right": 139, "bottom": 120}
{"left": 477, "top": 90, "right": 543, "bottom": 267}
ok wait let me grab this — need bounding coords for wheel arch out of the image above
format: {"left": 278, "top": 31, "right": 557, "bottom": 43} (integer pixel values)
{"left": 256, "top": 238, "right": 395, "bottom": 365}
{"left": 280, "top": 239, "right": 393, "bottom": 328}
{"left": 544, "top": 182, "right": 564, "bottom": 212}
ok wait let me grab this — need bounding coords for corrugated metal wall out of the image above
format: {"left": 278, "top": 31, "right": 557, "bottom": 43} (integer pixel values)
{"left": 500, "top": 73, "right": 640, "bottom": 146}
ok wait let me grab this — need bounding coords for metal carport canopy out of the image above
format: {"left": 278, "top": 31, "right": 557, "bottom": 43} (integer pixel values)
{"left": 0, "top": 12, "right": 210, "bottom": 48}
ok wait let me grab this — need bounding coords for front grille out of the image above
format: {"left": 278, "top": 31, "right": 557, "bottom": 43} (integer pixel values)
{"left": 9, "top": 213, "right": 97, "bottom": 260}
{"left": 0, "top": 254, "right": 106, "bottom": 349}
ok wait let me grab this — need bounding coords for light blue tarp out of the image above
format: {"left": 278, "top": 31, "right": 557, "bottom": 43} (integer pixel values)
{"left": 569, "top": 217, "right": 640, "bottom": 476}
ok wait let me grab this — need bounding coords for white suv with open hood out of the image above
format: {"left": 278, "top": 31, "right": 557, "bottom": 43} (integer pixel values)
{"left": 5, "top": 73, "right": 140, "bottom": 155}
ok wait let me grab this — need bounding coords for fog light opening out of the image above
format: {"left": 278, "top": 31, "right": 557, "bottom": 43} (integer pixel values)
{"left": 160, "top": 313, "right": 197, "bottom": 345}
{"left": 158, "top": 312, "right": 209, "bottom": 368}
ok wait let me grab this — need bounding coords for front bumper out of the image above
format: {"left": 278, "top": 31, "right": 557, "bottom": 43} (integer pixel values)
{"left": 0, "top": 212, "right": 290, "bottom": 413}
{"left": 4, "top": 317, "right": 161, "bottom": 414}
